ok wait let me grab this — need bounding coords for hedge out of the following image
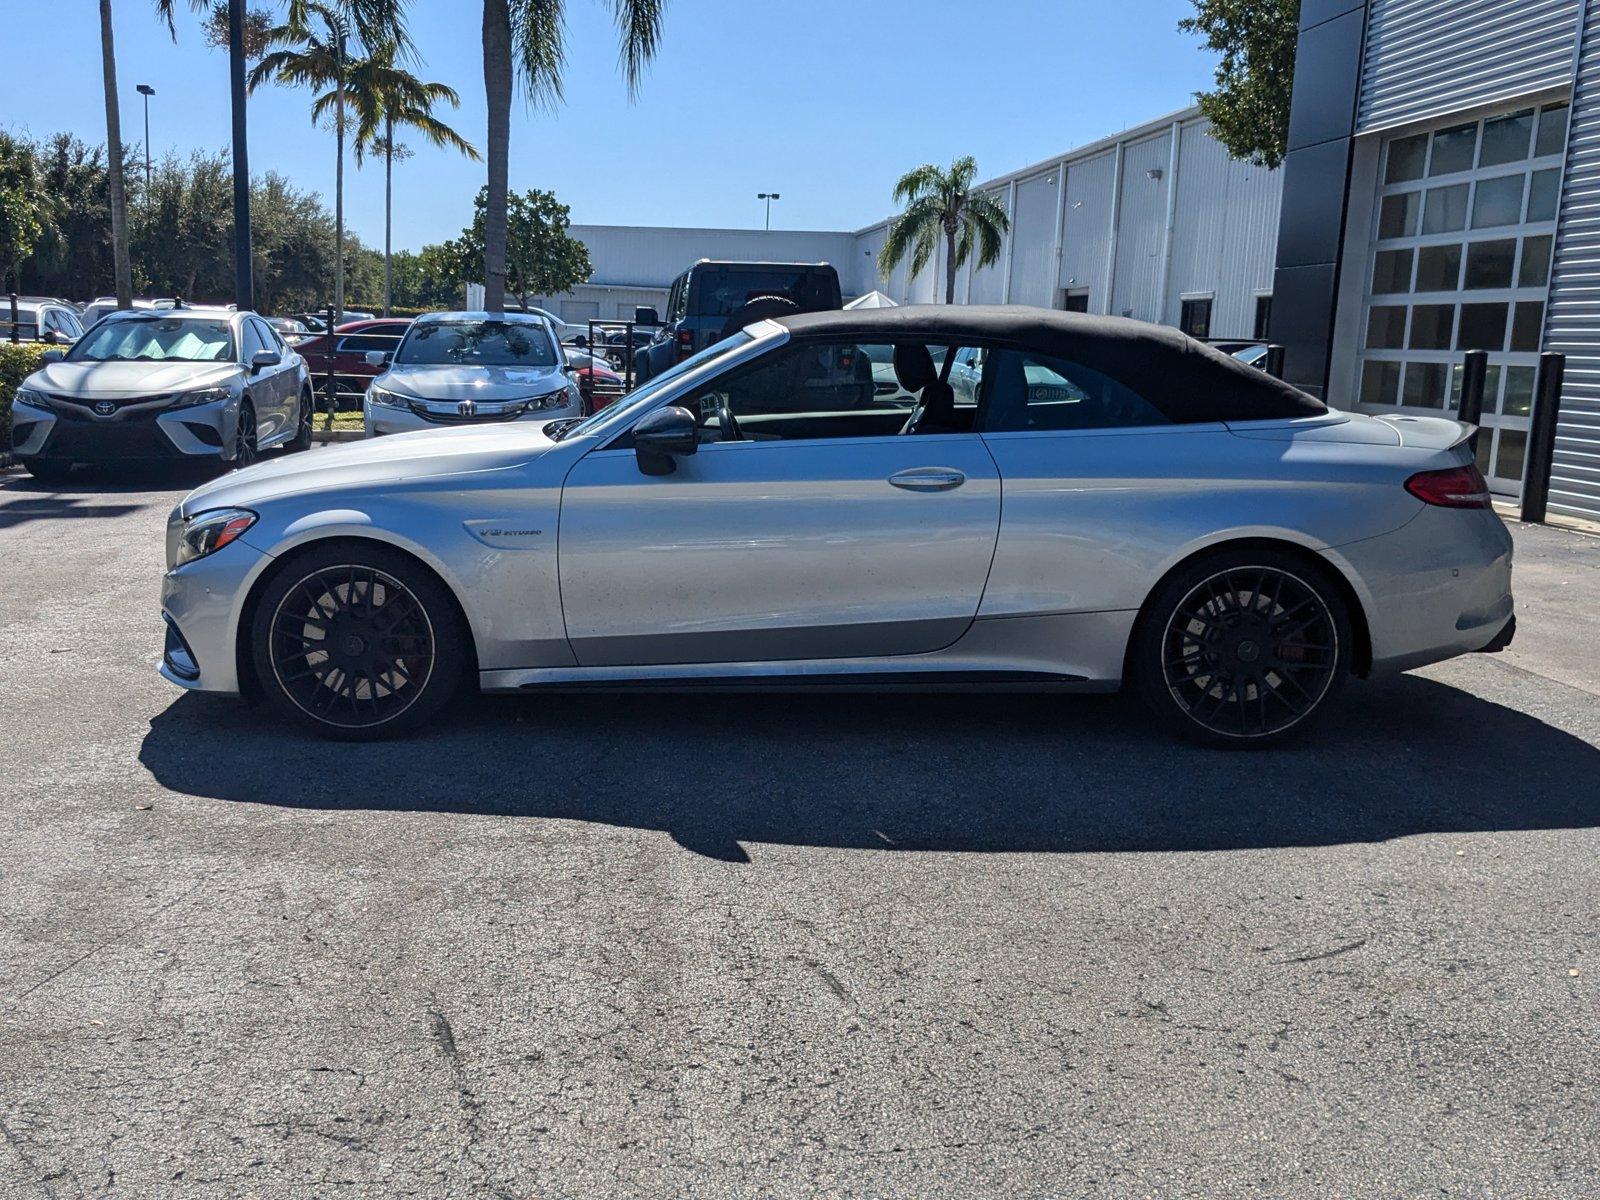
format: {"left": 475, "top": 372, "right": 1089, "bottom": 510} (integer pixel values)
{"left": 1, "top": 342, "right": 52, "bottom": 453}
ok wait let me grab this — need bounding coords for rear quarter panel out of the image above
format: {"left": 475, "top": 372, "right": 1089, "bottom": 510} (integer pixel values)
{"left": 977, "top": 423, "right": 1431, "bottom": 618}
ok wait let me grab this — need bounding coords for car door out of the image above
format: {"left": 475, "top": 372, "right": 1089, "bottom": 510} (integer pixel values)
{"left": 557, "top": 335, "right": 1002, "bottom": 667}
{"left": 240, "top": 318, "right": 287, "bottom": 440}
{"left": 255, "top": 318, "right": 298, "bottom": 433}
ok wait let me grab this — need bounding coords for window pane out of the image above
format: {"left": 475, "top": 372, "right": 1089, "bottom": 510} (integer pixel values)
{"left": 1526, "top": 168, "right": 1560, "bottom": 223}
{"left": 1537, "top": 103, "right": 1570, "bottom": 157}
{"left": 1380, "top": 192, "right": 1421, "bottom": 239}
{"left": 1463, "top": 239, "right": 1516, "bottom": 289}
{"left": 1476, "top": 429, "right": 1494, "bottom": 475}
{"left": 1449, "top": 363, "right": 1502, "bottom": 413}
{"left": 686, "top": 339, "right": 898, "bottom": 439}
{"left": 1430, "top": 123, "right": 1479, "bottom": 175}
{"left": 1372, "top": 249, "right": 1414, "bottom": 293}
{"left": 1253, "top": 295, "right": 1272, "bottom": 340}
{"left": 1502, "top": 365, "right": 1535, "bottom": 416}
{"left": 1511, "top": 301, "right": 1545, "bottom": 352}
{"left": 1367, "top": 305, "right": 1408, "bottom": 349}
{"left": 1410, "top": 304, "right": 1455, "bottom": 349}
{"left": 1423, "top": 184, "right": 1469, "bottom": 233}
{"left": 1519, "top": 234, "right": 1554, "bottom": 287}
{"left": 1361, "top": 360, "right": 1402, "bottom": 405}
{"left": 981, "top": 348, "right": 1167, "bottom": 432}
{"left": 1472, "top": 174, "right": 1525, "bottom": 228}
{"left": 1480, "top": 110, "right": 1534, "bottom": 167}
{"left": 1457, "top": 302, "right": 1509, "bottom": 350}
{"left": 1386, "top": 133, "right": 1429, "bottom": 183}
{"left": 1415, "top": 244, "right": 1463, "bottom": 291}
{"left": 1401, "top": 361, "right": 1449, "bottom": 408}
{"left": 1495, "top": 428, "right": 1527, "bottom": 481}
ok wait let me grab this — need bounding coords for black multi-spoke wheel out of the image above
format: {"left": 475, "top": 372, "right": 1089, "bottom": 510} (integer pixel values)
{"left": 287, "top": 389, "right": 314, "bottom": 452}
{"left": 1133, "top": 550, "right": 1351, "bottom": 748}
{"left": 231, "top": 402, "right": 258, "bottom": 468}
{"left": 251, "top": 543, "right": 468, "bottom": 739}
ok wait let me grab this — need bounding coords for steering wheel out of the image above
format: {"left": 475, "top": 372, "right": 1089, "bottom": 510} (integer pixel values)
{"left": 716, "top": 401, "right": 743, "bottom": 443}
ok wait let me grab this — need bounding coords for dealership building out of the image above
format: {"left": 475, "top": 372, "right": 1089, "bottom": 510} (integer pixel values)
{"left": 535, "top": 0, "right": 1597, "bottom": 520}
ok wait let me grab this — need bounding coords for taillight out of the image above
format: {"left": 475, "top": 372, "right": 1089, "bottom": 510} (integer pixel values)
{"left": 1405, "top": 464, "right": 1492, "bottom": 509}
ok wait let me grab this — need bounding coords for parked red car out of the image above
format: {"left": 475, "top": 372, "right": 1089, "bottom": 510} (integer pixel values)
{"left": 294, "top": 318, "right": 413, "bottom": 407}
{"left": 574, "top": 363, "right": 624, "bottom": 415}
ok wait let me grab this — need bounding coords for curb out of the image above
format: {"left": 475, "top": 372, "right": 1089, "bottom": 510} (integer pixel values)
{"left": 313, "top": 429, "right": 366, "bottom": 442}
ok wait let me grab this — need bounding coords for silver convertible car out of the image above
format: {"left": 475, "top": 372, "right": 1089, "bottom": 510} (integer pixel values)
{"left": 159, "top": 307, "right": 1514, "bottom": 747}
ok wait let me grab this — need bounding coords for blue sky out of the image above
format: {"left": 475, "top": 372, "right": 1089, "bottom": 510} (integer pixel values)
{"left": 3, "top": 0, "right": 1218, "bottom": 251}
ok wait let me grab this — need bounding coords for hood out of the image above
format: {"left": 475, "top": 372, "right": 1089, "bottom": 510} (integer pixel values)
{"left": 179, "top": 422, "right": 560, "bottom": 517}
{"left": 30, "top": 359, "right": 239, "bottom": 397}
{"left": 380, "top": 362, "right": 567, "bottom": 402}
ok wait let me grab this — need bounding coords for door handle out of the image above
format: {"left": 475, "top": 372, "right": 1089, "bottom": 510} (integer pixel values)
{"left": 888, "top": 467, "right": 966, "bottom": 491}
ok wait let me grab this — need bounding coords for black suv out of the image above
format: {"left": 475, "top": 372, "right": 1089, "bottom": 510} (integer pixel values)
{"left": 634, "top": 260, "right": 842, "bottom": 382}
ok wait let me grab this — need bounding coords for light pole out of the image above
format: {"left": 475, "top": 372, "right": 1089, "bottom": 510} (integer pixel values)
{"left": 758, "top": 192, "right": 781, "bottom": 231}
{"left": 136, "top": 84, "right": 155, "bottom": 200}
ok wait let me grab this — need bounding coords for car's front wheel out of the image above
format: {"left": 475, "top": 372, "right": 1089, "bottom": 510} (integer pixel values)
{"left": 1130, "top": 548, "right": 1352, "bottom": 749}
{"left": 250, "top": 542, "right": 470, "bottom": 740}
{"left": 230, "top": 401, "right": 258, "bottom": 468}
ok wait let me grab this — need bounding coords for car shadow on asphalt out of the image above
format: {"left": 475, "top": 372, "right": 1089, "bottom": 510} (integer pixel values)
{"left": 137, "top": 672, "right": 1599, "bottom": 861}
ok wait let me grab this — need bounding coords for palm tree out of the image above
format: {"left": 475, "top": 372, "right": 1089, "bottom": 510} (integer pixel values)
{"left": 479, "top": 0, "right": 664, "bottom": 312}
{"left": 351, "top": 46, "right": 478, "bottom": 316}
{"left": 249, "top": 1, "right": 362, "bottom": 318}
{"left": 99, "top": 0, "right": 205, "bottom": 309}
{"left": 877, "top": 157, "right": 1011, "bottom": 305}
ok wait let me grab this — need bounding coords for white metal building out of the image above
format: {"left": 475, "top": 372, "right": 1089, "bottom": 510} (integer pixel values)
{"left": 532, "top": 107, "right": 1283, "bottom": 347}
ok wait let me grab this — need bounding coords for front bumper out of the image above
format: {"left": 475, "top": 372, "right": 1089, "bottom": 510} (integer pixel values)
{"left": 13, "top": 394, "right": 231, "bottom": 463}
{"left": 364, "top": 396, "right": 580, "bottom": 437}
{"left": 160, "top": 531, "right": 275, "bottom": 695}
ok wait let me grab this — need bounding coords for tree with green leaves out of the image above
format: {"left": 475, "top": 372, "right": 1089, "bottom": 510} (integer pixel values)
{"left": 350, "top": 44, "right": 478, "bottom": 316}
{"left": 478, "top": 0, "right": 664, "bottom": 312}
{"left": 98, "top": 0, "right": 207, "bottom": 310}
{"left": 447, "top": 185, "right": 591, "bottom": 311}
{"left": 1180, "top": 0, "right": 1300, "bottom": 169}
{"left": 876, "top": 157, "right": 1010, "bottom": 305}
{"left": 0, "top": 134, "right": 51, "bottom": 294}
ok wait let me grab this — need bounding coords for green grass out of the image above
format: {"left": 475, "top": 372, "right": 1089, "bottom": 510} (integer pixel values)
{"left": 318, "top": 410, "right": 366, "bottom": 432}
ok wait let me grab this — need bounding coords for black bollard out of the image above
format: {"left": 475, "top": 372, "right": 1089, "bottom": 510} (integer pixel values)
{"left": 1520, "top": 352, "right": 1566, "bottom": 525}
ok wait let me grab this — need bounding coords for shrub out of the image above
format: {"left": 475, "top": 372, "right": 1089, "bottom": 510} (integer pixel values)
{"left": 0, "top": 341, "right": 51, "bottom": 451}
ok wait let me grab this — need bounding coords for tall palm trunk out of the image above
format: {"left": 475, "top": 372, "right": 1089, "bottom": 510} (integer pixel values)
{"left": 481, "top": 0, "right": 512, "bottom": 313}
{"left": 944, "top": 224, "right": 957, "bottom": 304}
{"left": 99, "top": 0, "right": 133, "bottom": 308}
{"left": 334, "top": 78, "right": 346, "bottom": 318}
{"left": 382, "top": 115, "right": 393, "bottom": 317}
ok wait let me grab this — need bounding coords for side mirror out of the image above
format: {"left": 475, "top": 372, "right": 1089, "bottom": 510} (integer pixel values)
{"left": 364, "top": 349, "right": 390, "bottom": 368}
{"left": 632, "top": 405, "right": 698, "bottom": 476}
{"left": 250, "top": 349, "right": 281, "bottom": 373}
{"left": 634, "top": 306, "right": 660, "bottom": 326}
{"left": 41, "top": 349, "right": 66, "bottom": 365}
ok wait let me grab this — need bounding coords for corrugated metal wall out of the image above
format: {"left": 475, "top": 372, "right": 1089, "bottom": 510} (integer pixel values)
{"left": 1358, "top": 0, "right": 1580, "bottom": 134}
{"left": 1008, "top": 170, "right": 1062, "bottom": 308}
{"left": 1110, "top": 131, "right": 1173, "bottom": 322}
{"left": 1059, "top": 151, "right": 1117, "bottom": 310}
{"left": 1542, "top": 0, "right": 1600, "bottom": 520}
{"left": 1168, "top": 126, "right": 1283, "bottom": 337}
{"left": 966, "top": 189, "right": 1011, "bottom": 305}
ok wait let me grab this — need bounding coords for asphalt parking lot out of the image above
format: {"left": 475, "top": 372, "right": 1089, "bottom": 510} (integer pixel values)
{"left": 1, "top": 458, "right": 1597, "bottom": 1199}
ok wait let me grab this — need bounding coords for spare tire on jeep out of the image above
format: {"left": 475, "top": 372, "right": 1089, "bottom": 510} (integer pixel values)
{"left": 719, "top": 294, "right": 800, "bottom": 341}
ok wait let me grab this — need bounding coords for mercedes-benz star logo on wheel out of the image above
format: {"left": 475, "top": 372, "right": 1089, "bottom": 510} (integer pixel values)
{"left": 93, "top": 400, "right": 116, "bottom": 416}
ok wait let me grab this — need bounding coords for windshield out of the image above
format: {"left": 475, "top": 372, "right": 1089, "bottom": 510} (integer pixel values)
{"left": 556, "top": 331, "right": 758, "bottom": 441}
{"left": 395, "top": 320, "right": 557, "bottom": 367}
{"left": 67, "top": 317, "right": 234, "bottom": 362}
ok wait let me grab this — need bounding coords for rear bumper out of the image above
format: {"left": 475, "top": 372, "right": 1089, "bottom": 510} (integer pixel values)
{"left": 1324, "top": 505, "right": 1514, "bottom": 674}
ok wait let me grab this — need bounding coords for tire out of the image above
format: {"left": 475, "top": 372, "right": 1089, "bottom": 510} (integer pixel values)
{"left": 718, "top": 294, "right": 799, "bottom": 342}
{"left": 1129, "top": 547, "right": 1352, "bottom": 749}
{"left": 23, "top": 460, "right": 74, "bottom": 483}
{"left": 286, "top": 389, "right": 314, "bottom": 452}
{"left": 250, "top": 542, "right": 471, "bottom": 740}
{"left": 230, "top": 401, "right": 258, "bottom": 469}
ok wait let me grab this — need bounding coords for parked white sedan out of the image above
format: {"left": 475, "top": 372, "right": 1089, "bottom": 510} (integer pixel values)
{"left": 363, "top": 311, "right": 579, "bottom": 436}
{"left": 161, "top": 306, "right": 1513, "bottom": 748}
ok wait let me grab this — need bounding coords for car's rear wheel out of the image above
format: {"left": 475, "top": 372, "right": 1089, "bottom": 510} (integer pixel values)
{"left": 23, "top": 460, "right": 74, "bottom": 483}
{"left": 1130, "top": 548, "right": 1352, "bottom": 749}
{"left": 231, "top": 401, "right": 258, "bottom": 468}
{"left": 286, "top": 389, "right": 314, "bottom": 452}
{"left": 250, "top": 542, "right": 469, "bottom": 740}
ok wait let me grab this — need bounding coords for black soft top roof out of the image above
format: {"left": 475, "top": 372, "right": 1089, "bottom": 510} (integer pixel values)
{"left": 775, "top": 305, "right": 1324, "bottom": 423}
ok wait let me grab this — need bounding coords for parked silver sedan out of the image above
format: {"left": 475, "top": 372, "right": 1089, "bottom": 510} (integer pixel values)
{"left": 363, "top": 310, "right": 579, "bottom": 436}
{"left": 159, "top": 306, "right": 1514, "bottom": 747}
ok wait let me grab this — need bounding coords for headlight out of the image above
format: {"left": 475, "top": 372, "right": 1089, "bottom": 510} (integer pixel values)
{"left": 527, "top": 387, "right": 574, "bottom": 410}
{"left": 168, "top": 386, "right": 232, "bottom": 410}
{"left": 368, "top": 384, "right": 408, "bottom": 408}
{"left": 175, "top": 508, "right": 257, "bottom": 567}
{"left": 13, "top": 387, "right": 49, "bottom": 411}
